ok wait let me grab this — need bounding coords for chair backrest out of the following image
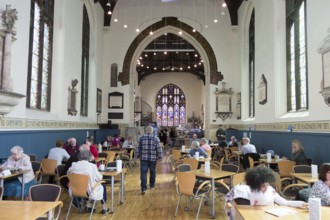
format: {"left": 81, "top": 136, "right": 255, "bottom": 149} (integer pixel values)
{"left": 177, "top": 164, "right": 191, "bottom": 172}
{"left": 176, "top": 172, "right": 195, "bottom": 196}
{"left": 67, "top": 173, "right": 89, "bottom": 198}
{"left": 182, "top": 158, "right": 199, "bottom": 170}
{"left": 29, "top": 154, "right": 37, "bottom": 162}
{"left": 103, "top": 151, "right": 116, "bottom": 163}
{"left": 278, "top": 160, "right": 296, "bottom": 178}
{"left": 293, "top": 165, "right": 311, "bottom": 173}
{"left": 172, "top": 149, "right": 181, "bottom": 161}
{"left": 129, "top": 149, "right": 134, "bottom": 160}
{"left": 219, "top": 156, "right": 224, "bottom": 167}
{"left": 29, "top": 184, "right": 61, "bottom": 201}
{"left": 206, "top": 150, "right": 212, "bottom": 158}
{"left": 232, "top": 172, "right": 246, "bottom": 187}
{"left": 271, "top": 171, "right": 281, "bottom": 192}
{"left": 31, "top": 161, "right": 42, "bottom": 174}
{"left": 231, "top": 146, "right": 239, "bottom": 152}
{"left": 248, "top": 157, "right": 254, "bottom": 168}
{"left": 221, "top": 164, "right": 240, "bottom": 173}
{"left": 41, "top": 159, "right": 58, "bottom": 175}
{"left": 98, "top": 152, "right": 108, "bottom": 158}
{"left": 224, "top": 149, "right": 230, "bottom": 162}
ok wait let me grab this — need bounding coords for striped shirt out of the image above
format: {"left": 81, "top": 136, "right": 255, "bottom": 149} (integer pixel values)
{"left": 138, "top": 133, "right": 163, "bottom": 161}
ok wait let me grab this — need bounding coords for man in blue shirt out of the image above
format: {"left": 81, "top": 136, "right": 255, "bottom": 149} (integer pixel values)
{"left": 137, "top": 126, "right": 163, "bottom": 195}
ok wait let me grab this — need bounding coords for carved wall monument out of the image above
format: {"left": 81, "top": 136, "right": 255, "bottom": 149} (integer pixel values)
{"left": 67, "top": 79, "right": 78, "bottom": 116}
{"left": 318, "top": 28, "right": 330, "bottom": 106}
{"left": 215, "top": 82, "right": 234, "bottom": 121}
{"left": 0, "top": 5, "right": 24, "bottom": 115}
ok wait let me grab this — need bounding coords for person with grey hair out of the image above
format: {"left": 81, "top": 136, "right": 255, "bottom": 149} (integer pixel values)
{"left": 137, "top": 125, "right": 163, "bottom": 195}
{"left": 188, "top": 141, "right": 208, "bottom": 158}
{"left": 68, "top": 149, "right": 109, "bottom": 214}
{"left": 200, "top": 138, "right": 211, "bottom": 151}
{"left": 0, "top": 146, "right": 35, "bottom": 200}
{"left": 240, "top": 137, "right": 257, "bottom": 154}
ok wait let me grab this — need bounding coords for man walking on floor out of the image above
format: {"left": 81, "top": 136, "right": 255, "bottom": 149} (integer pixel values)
{"left": 137, "top": 126, "right": 163, "bottom": 195}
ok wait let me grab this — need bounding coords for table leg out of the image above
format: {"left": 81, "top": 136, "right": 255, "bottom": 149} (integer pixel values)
{"left": 119, "top": 172, "right": 124, "bottom": 205}
{"left": 211, "top": 179, "right": 215, "bottom": 218}
{"left": 21, "top": 173, "right": 25, "bottom": 201}
{"left": 110, "top": 176, "right": 114, "bottom": 214}
{"left": 0, "top": 179, "right": 3, "bottom": 200}
{"left": 47, "top": 208, "right": 53, "bottom": 220}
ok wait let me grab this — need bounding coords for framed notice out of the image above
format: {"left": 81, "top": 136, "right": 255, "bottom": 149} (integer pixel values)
{"left": 108, "top": 92, "right": 123, "bottom": 109}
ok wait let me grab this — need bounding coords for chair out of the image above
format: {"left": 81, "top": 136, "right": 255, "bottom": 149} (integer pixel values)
{"left": 210, "top": 156, "right": 224, "bottom": 170}
{"left": 232, "top": 172, "right": 246, "bottom": 187}
{"left": 242, "top": 153, "right": 260, "bottom": 170}
{"left": 29, "top": 154, "right": 37, "bottom": 162}
{"left": 98, "top": 152, "right": 108, "bottom": 164}
{"left": 172, "top": 149, "right": 182, "bottom": 161}
{"left": 206, "top": 150, "right": 212, "bottom": 158}
{"left": 31, "top": 161, "right": 42, "bottom": 183}
{"left": 306, "top": 158, "right": 313, "bottom": 166}
{"left": 66, "top": 173, "right": 106, "bottom": 220}
{"left": 224, "top": 149, "right": 237, "bottom": 164}
{"left": 182, "top": 158, "right": 199, "bottom": 170}
{"left": 29, "top": 184, "right": 63, "bottom": 220}
{"left": 56, "top": 164, "right": 69, "bottom": 193}
{"left": 40, "top": 159, "right": 58, "bottom": 183}
{"left": 220, "top": 164, "right": 240, "bottom": 186}
{"left": 174, "top": 172, "right": 209, "bottom": 220}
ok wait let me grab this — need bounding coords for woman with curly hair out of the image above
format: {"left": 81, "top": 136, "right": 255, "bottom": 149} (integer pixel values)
{"left": 245, "top": 166, "right": 307, "bottom": 206}
{"left": 225, "top": 167, "right": 307, "bottom": 219}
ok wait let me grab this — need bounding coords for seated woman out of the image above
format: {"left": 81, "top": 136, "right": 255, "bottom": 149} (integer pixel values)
{"left": 309, "top": 163, "right": 330, "bottom": 206}
{"left": 225, "top": 167, "right": 307, "bottom": 219}
{"left": 48, "top": 139, "right": 70, "bottom": 165}
{"left": 283, "top": 139, "right": 308, "bottom": 165}
{"left": 122, "top": 136, "right": 136, "bottom": 149}
{"left": 68, "top": 149, "right": 109, "bottom": 214}
{"left": 188, "top": 141, "right": 208, "bottom": 158}
{"left": 0, "top": 146, "right": 36, "bottom": 200}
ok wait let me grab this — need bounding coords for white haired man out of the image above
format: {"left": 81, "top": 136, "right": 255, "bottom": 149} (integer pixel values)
{"left": 137, "top": 126, "right": 163, "bottom": 195}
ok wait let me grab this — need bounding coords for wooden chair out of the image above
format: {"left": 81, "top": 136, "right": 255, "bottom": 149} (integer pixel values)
{"left": 210, "top": 156, "right": 224, "bottom": 170}
{"left": 206, "top": 150, "right": 212, "bottom": 159}
{"left": 182, "top": 158, "right": 199, "bottom": 170}
{"left": 278, "top": 160, "right": 296, "bottom": 178}
{"left": 103, "top": 151, "right": 116, "bottom": 164}
{"left": 174, "top": 172, "right": 209, "bottom": 220}
{"left": 232, "top": 172, "right": 246, "bottom": 187}
{"left": 29, "top": 184, "right": 63, "bottom": 220}
{"left": 220, "top": 164, "right": 240, "bottom": 186}
{"left": 177, "top": 164, "right": 191, "bottom": 172}
{"left": 224, "top": 149, "right": 237, "bottom": 164}
{"left": 40, "top": 159, "right": 57, "bottom": 183}
{"left": 172, "top": 149, "right": 182, "bottom": 161}
{"left": 66, "top": 173, "right": 106, "bottom": 220}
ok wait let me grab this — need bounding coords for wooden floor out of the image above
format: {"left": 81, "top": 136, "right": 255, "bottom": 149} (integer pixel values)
{"left": 59, "top": 154, "right": 227, "bottom": 220}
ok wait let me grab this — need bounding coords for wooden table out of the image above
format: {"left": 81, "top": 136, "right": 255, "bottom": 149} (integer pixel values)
{"left": 189, "top": 169, "right": 236, "bottom": 218}
{"left": 0, "top": 170, "right": 28, "bottom": 200}
{"left": 290, "top": 173, "right": 318, "bottom": 188}
{"left": 101, "top": 168, "right": 127, "bottom": 213}
{"left": 0, "top": 200, "right": 62, "bottom": 220}
{"left": 235, "top": 204, "right": 330, "bottom": 220}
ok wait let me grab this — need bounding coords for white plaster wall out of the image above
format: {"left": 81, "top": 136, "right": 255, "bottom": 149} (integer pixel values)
{"left": 237, "top": 0, "right": 330, "bottom": 124}
{"left": 2, "top": 0, "right": 104, "bottom": 123}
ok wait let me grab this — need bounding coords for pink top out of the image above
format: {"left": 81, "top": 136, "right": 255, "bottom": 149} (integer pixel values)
{"left": 201, "top": 144, "right": 212, "bottom": 151}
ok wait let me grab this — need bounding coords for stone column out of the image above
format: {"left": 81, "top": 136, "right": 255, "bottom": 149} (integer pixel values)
{"left": 1, "top": 32, "right": 13, "bottom": 91}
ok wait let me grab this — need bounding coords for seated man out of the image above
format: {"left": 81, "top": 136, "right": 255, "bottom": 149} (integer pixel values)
{"left": 240, "top": 137, "right": 257, "bottom": 155}
{"left": 68, "top": 149, "right": 109, "bottom": 214}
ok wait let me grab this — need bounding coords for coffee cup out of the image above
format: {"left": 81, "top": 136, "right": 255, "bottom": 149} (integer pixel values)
{"left": 99, "top": 164, "right": 105, "bottom": 171}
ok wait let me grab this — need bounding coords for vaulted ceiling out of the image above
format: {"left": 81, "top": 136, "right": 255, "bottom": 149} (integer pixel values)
{"left": 94, "top": 0, "right": 244, "bottom": 82}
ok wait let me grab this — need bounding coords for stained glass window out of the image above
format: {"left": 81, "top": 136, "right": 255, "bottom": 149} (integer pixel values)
{"left": 286, "top": 0, "right": 308, "bottom": 111}
{"left": 249, "top": 10, "right": 255, "bottom": 118}
{"left": 27, "top": 0, "right": 54, "bottom": 110}
{"left": 156, "top": 84, "right": 186, "bottom": 127}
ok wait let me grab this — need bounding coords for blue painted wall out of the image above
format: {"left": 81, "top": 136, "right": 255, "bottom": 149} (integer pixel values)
{"left": 0, "top": 128, "right": 119, "bottom": 162}
{"left": 225, "top": 130, "right": 330, "bottom": 166}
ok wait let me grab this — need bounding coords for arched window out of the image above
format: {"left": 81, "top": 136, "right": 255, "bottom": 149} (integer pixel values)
{"left": 156, "top": 84, "right": 186, "bottom": 127}
{"left": 80, "top": 5, "right": 90, "bottom": 116}
{"left": 249, "top": 9, "right": 255, "bottom": 118}
{"left": 286, "top": 0, "right": 308, "bottom": 111}
{"left": 26, "top": 0, "right": 54, "bottom": 110}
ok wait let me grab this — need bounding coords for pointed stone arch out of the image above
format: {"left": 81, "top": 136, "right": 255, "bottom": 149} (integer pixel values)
{"left": 118, "top": 17, "right": 222, "bottom": 85}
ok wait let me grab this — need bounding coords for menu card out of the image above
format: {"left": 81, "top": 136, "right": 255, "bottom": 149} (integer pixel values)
{"left": 265, "top": 208, "right": 296, "bottom": 217}
{"left": 266, "top": 153, "right": 271, "bottom": 162}
{"left": 309, "top": 198, "right": 321, "bottom": 220}
{"left": 181, "top": 145, "right": 185, "bottom": 152}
